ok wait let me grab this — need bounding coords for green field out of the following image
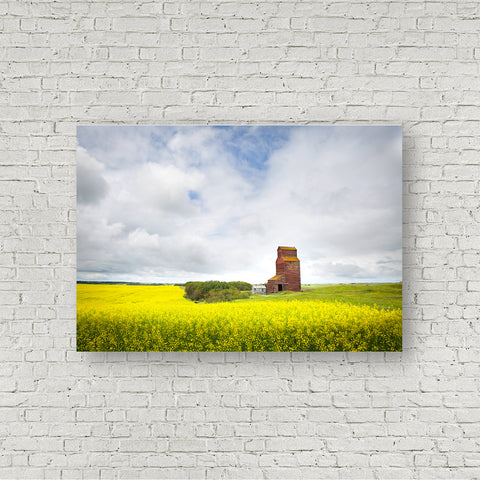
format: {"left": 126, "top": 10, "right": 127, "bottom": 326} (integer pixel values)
{"left": 77, "top": 283, "right": 402, "bottom": 352}
{"left": 244, "top": 283, "right": 402, "bottom": 309}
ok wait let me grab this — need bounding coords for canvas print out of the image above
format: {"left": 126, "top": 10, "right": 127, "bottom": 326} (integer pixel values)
{"left": 77, "top": 125, "right": 402, "bottom": 352}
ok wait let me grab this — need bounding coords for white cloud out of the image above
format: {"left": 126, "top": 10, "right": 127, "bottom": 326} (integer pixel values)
{"left": 127, "top": 228, "right": 161, "bottom": 249}
{"left": 76, "top": 147, "right": 109, "bottom": 205}
{"left": 77, "top": 126, "right": 402, "bottom": 284}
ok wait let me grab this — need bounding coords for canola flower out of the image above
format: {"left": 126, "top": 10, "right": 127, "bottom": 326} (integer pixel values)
{"left": 77, "top": 285, "right": 402, "bottom": 352}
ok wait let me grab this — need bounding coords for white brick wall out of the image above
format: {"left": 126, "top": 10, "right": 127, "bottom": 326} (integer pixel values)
{"left": 1, "top": 0, "right": 479, "bottom": 478}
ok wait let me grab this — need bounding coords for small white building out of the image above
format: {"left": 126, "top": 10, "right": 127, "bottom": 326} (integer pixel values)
{"left": 252, "top": 285, "right": 266, "bottom": 295}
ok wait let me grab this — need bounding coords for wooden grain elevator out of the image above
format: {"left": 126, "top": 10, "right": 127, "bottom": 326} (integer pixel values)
{"left": 266, "top": 246, "right": 301, "bottom": 294}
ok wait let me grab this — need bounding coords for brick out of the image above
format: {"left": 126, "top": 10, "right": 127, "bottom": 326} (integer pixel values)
{"left": 0, "top": 1, "right": 479, "bottom": 478}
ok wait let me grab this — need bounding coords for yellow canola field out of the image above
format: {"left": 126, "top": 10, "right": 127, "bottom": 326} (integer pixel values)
{"left": 77, "top": 284, "right": 402, "bottom": 352}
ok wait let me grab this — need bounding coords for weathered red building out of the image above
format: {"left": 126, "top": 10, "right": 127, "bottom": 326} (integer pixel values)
{"left": 266, "top": 246, "right": 301, "bottom": 293}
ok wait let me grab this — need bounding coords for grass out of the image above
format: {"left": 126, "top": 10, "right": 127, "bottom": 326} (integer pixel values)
{"left": 243, "top": 283, "right": 402, "bottom": 310}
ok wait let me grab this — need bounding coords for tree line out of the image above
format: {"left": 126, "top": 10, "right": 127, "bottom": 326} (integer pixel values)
{"left": 183, "top": 281, "right": 252, "bottom": 303}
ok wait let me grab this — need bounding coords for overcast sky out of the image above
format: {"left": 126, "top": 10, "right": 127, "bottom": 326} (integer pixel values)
{"left": 77, "top": 125, "right": 402, "bottom": 284}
